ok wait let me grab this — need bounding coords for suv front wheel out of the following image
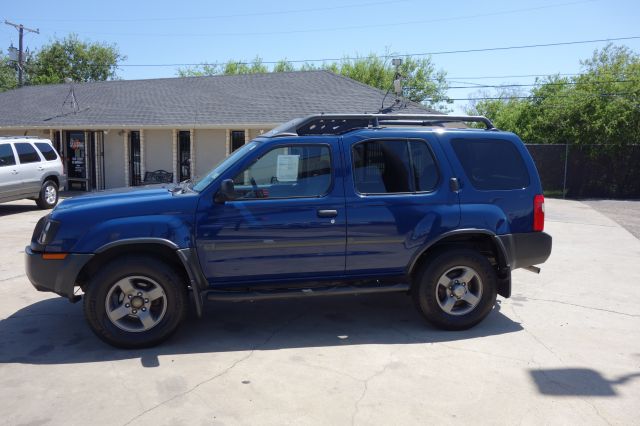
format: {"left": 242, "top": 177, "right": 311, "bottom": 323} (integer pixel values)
{"left": 36, "top": 180, "right": 58, "bottom": 209}
{"left": 83, "top": 256, "right": 188, "bottom": 348}
{"left": 413, "top": 249, "right": 497, "bottom": 330}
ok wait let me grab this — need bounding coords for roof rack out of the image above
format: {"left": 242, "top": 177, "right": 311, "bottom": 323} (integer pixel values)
{"left": 264, "top": 114, "right": 496, "bottom": 137}
{"left": 0, "top": 136, "right": 45, "bottom": 139}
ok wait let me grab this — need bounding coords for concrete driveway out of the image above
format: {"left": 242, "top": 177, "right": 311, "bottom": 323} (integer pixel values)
{"left": 0, "top": 198, "right": 639, "bottom": 425}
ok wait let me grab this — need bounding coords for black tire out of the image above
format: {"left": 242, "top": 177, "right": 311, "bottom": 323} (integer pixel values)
{"left": 412, "top": 249, "right": 497, "bottom": 330}
{"left": 35, "top": 180, "right": 58, "bottom": 209}
{"left": 83, "top": 256, "right": 188, "bottom": 349}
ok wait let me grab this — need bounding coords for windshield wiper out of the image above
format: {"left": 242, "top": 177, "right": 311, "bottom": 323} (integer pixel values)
{"left": 170, "top": 178, "right": 193, "bottom": 194}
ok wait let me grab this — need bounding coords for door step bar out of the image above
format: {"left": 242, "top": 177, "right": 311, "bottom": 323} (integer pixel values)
{"left": 205, "top": 283, "right": 410, "bottom": 302}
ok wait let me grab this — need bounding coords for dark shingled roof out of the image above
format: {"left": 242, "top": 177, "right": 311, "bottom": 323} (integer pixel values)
{"left": 0, "top": 70, "right": 436, "bottom": 128}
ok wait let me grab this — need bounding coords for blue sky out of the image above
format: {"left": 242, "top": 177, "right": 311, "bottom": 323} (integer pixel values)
{"left": 2, "top": 0, "right": 639, "bottom": 112}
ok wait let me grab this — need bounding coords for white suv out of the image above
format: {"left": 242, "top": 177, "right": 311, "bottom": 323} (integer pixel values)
{"left": 0, "top": 137, "right": 66, "bottom": 209}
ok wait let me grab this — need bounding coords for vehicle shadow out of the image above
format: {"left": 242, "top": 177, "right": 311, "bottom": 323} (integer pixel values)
{"left": 0, "top": 204, "right": 41, "bottom": 217}
{"left": 0, "top": 294, "right": 522, "bottom": 367}
{"left": 530, "top": 368, "right": 640, "bottom": 397}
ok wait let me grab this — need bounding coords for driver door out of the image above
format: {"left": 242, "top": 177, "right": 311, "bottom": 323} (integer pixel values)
{"left": 195, "top": 140, "right": 346, "bottom": 285}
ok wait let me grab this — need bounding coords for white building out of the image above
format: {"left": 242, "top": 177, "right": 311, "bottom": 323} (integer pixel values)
{"left": 0, "top": 71, "right": 432, "bottom": 190}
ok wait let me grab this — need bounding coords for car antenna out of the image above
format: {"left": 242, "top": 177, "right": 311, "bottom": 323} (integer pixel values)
{"left": 379, "top": 58, "right": 405, "bottom": 113}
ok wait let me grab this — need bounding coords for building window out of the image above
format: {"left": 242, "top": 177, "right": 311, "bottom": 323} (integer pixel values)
{"left": 129, "top": 131, "right": 142, "bottom": 186}
{"left": 230, "top": 130, "right": 245, "bottom": 152}
{"left": 178, "top": 131, "right": 191, "bottom": 182}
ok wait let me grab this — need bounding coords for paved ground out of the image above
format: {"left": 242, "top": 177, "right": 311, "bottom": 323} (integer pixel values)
{"left": 583, "top": 199, "right": 640, "bottom": 239}
{"left": 1, "top": 198, "right": 639, "bottom": 425}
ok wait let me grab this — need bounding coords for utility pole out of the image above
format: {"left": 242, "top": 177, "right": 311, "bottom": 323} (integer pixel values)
{"left": 4, "top": 20, "right": 39, "bottom": 87}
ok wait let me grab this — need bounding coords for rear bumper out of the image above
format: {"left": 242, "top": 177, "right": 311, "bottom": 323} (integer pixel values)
{"left": 497, "top": 232, "right": 552, "bottom": 270}
{"left": 25, "top": 246, "right": 93, "bottom": 300}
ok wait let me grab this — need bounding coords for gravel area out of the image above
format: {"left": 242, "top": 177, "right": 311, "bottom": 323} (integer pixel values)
{"left": 582, "top": 199, "right": 640, "bottom": 239}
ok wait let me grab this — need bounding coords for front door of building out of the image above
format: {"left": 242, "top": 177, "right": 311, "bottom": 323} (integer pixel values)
{"left": 66, "top": 131, "right": 87, "bottom": 190}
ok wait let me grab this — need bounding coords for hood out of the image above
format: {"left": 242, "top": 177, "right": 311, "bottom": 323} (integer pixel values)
{"left": 51, "top": 185, "right": 199, "bottom": 221}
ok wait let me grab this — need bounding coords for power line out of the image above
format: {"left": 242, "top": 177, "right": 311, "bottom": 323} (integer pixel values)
{"left": 111, "top": 35, "right": 640, "bottom": 68}
{"left": 8, "top": 0, "right": 411, "bottom": 23}
{"left": 445, "top": 73, "right": 581, "bottom": 80}
{"left": 433, "top": 92, "right": 638, "bottom": 102}
{"left": 445, "top": 79, "right": 639, "bottom": 90}
{"left": 33, "top": 0, "right": 599, "bottom": 37}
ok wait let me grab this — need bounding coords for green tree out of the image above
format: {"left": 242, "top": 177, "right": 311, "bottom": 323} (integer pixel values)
{"left": 273, "top": 59, "right": 295, "bottom": 72}
{"left": 176, "top": 63, "right": 220, "bottom": 77}
{"left": 178, "top": 53, "right": 451, "bottom": 111}
{"left": 467, "top": 44, "right": 640, "bottom": 145}
{"left": 25, "top": 34, "right": 124, "bottom": 85}
{"left": 0, "top": 51, "right": 18, "bottom": 92}
{"left": 179, "top": 56, "right": 269, "bottom": 76}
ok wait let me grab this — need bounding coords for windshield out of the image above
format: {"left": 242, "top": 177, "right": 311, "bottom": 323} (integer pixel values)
{"left": 192, "top": 141, "right": 260, "bottom": 192}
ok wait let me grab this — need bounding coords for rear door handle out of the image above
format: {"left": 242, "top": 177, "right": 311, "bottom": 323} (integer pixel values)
{"left": 10, "top": 169, "right": 18, "bottom": 175}
{"left": 317, "top": 209, "right": 338, "bottom": 218}
{"left": 37, "top": 166, "right": 45, "bottom": 171}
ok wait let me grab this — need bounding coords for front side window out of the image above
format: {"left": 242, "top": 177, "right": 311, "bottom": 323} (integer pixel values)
{"left": 0, "top": 144, "right": 16, "bottom": 167}
{"left": 35, "top": 142, "right": 59, "bottom": 161}
{"left": 232, "top": 145, "right": 332, "bottom": 199}
{"left": 352, "top": 139, "right": 438, "bottom": 194}
{"left": 451, "top": 138, "right": 530, "bottom": 190}
{"left": 15, "top": 143, "right": 41, "bottom": 164}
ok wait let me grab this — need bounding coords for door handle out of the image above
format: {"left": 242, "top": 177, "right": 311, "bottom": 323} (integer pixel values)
{"left": 10, "top": 169, "right": 18, "bottom": 175}
{"left": 37, "top": 166, "right": 45, "bottom": 171}
{"left": 317, "top": 209, "right": 338, "bottom": 218}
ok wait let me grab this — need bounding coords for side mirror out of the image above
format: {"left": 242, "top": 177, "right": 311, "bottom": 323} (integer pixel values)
{"left": 214, "top": 179, "right": 236, "bottom": 203}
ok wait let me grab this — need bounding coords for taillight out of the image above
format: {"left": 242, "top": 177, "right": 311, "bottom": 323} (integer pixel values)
{"left": 533, "top": 194, "right": 545, "bottom": 232}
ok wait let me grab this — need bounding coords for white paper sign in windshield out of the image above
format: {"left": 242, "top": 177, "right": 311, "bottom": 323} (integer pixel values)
{"left": 276, "top": 155, "right": 300, "bottom": 182}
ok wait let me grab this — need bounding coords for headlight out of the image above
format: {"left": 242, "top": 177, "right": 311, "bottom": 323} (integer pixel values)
{"left": 38, "top": 219, "right": 60, "bottom": 245}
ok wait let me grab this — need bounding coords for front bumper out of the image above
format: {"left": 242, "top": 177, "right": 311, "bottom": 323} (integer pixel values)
{"left": 497, "top": 232, "right": 552, "bottom": 270}
{"left": 25, "top": 246, "right": 93, "bottom": 300}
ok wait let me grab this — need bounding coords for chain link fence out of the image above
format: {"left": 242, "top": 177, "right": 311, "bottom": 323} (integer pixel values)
{"left": 525, "top": 144, "right": 640, "bottom": 199}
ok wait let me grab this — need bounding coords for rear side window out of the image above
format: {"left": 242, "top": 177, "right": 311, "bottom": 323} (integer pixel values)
{"left": 352, "top": 139, "right": 439, "bottom": 194}
{"left": 14, "top": 143, "right": 41, "bottom": 164}
{"left": 353, "top": 140, "right": 412, "bottom": 193}
{"left": 0, "top": 144, "right": 16, "bottom": 167}
{"left": 451, "top": 138, "right": 530, "bottom": 190}
{"left": 409, "top": 141, "right": 439, "bottom": 191}
{"left": 35, "top": 142, "right": 58, "bottom": 161}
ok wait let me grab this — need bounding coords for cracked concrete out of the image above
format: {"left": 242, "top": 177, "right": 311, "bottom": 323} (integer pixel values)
{"left": 1, "top": 198, "right": 639, "bottom": 425}
{"left": 122, "top": 312, "right": 306, "bottom": 425}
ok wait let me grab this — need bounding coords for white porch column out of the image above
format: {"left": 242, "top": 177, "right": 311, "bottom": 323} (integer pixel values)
{"left": 48, "top": 129, "right": 54, "bottom": 141}
{"left": 139, "top": 129, "right": 146, "bottom": 180}
{"left": 225, "top": 129, "right": 230, "bottom": 156}
{"left": 189, "top": 129, "right": 195, "bottom": 179}
{"left": 244, "top": 128, "right": 250, "bottom": 144}
{"left": 123, "top": 130, "right": 129, "bottom": 187}
{"left": 172, "top": 129, "right": 178, "bottom": 183}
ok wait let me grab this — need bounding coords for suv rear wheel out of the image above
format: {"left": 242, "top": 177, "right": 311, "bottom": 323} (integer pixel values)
{"left": 83, "top": 256, "right": 188, "bottom": 348}
{"left": 35, "top": 180, "right": 58, "bottom": 209}
{"left": 413, "top": 249, "right": 497, "bottom": 330}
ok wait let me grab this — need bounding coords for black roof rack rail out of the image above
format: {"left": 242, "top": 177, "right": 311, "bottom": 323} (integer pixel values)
{"left": 263, "top": 114, "right": 496, "bottom": 137}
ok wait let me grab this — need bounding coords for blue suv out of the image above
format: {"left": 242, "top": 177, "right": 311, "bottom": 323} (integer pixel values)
{"left": 25, "top": 114, "right": 552, "bottom": 348}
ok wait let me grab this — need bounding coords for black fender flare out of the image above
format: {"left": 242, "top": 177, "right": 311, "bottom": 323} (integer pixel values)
{"left": 94, "top": 238, "right": 208, "bottom": 317}
{"left": 407, "top": 229, "right": 512, "bottom": 298}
